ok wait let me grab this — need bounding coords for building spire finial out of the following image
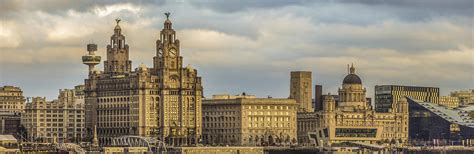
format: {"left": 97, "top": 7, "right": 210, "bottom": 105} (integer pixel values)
{"left": 349, "top": 63, "right": 355, "bottom": 74}
{"left": 347, "top": 64, "right": 350, "bottom": 74}
{"left": 115, "top": 18, "right": 121, "bottom": 25}
{"left": 165, "top": 12, "right": 171, "bottom": 19}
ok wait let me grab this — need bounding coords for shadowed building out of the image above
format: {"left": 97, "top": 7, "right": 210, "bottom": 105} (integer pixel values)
{"left": 83, "top": 14, "right": 203, "bottom": 146}
{"left": 202, "top": 93, "right": 298, "bottom": 146}
{"left": 314, "top": 85, "right": 323, "bottom": 111}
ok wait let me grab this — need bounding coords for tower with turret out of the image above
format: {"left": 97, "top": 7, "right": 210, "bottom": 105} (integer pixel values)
{"left": 83, "top": 14, "right": 203, "bottom": 147}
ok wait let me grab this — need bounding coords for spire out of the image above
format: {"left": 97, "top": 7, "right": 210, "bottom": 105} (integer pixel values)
{"left": 164, "top": 12, "right": 172, "bottom": 29}
{"left": 349, "top": 63, "right": 355, "bottom": 74}
{"left": 92, "top": 125, "right": 99, "bottom": 146}
{"left": 114, "top": 18, "right": 122, "bottom": 34}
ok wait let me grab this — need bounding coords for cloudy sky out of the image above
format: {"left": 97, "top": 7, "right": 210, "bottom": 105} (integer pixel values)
{"left": 0, "top": 0, "right": 472, "bottom": 100}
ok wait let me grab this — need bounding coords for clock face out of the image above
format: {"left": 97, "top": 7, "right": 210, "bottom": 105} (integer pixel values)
{"left": 169, "top": 48, "right": 177, "bottom": 58}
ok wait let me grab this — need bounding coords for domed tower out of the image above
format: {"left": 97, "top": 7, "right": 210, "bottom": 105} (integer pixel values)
{"left": 104, "top": 18, "right": 132, "bottom": 74}
{"left": 82, "top": 43, "right": 101, "bottom": 75}
{"left": 338, "top": 64, "right": 368, "bottom": 110}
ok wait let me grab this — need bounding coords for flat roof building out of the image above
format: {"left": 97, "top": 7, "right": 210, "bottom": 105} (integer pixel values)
{"left": 202, "top": 94, "right": 298, "bottom": 146}
{"left": 0, "top": 86, "right": 26, "bottom": 114}
{"left": 22, "top": 86, "right": 85, "bottom": 143}
{"left": 375, "top": 85, "right": 439, "bottom": 112}
{"left": 450, "top": 89, "right": 474, "bottom": 105}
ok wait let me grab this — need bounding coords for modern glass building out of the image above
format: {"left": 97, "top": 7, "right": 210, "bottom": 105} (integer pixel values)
{"left": 408, "top": 98, "right": 474, "bottom": 145}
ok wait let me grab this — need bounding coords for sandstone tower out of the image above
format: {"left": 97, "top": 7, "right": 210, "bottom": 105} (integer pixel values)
{"left": 290, "top": 71, "right": 313, "bottom": 112}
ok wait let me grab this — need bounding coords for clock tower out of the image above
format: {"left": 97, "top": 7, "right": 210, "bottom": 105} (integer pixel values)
{"left": 154, "top": 13, "right": 182, "bottom": 74}
{"left": 153, "top": 13, "right": 203, "bottom": 146}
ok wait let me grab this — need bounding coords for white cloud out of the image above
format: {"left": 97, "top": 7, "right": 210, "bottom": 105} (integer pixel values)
{"left": 93, "top": 3, "right": 142, "bottom": 17}
{"left": 0, "top": 21, "right": 21, "bottom": 48}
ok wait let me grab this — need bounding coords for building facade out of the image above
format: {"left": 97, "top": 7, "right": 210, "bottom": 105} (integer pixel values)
{"left": 0, "top": 86, "right": 24, "bottom": 139}
{"left": 450, "top": 89, "right": 474, "bottom": 105}
{"left": 290, "top": 71, "right": 313, "bottom": 112}
{"left": 297, "top": 65, "right": 409, "bottom": 147}
{"left": 22, "top": 86, "right": 85, "bottom": 143}
{"left": 439, "top": 96, "right": 460, "bottom": 108}
{"left": 202, "top": 94, "right": 298, "bottom": 146}
{"left": 375, "top": 85, "right": 439, "bottom": 112}
{"left": 84, "top": 15, "right": 203, "bottom": 146}
{"left": 0, "top": 86, "right": 26, "bottom": 113}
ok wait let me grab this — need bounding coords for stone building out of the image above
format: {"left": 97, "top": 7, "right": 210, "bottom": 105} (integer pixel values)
{"left": 450, "top": 89, "right": 474, "bottom": 105}
{"left": 439, "top": 96, "right": 460, "bottom": 108}
{"left": 83, "top": 14, "right": 203, "bottom": 146}
{"left": 0, "top": 86, "right": 26, "bottom": 113}
{"left": 22, "top": 86, "right": 85, "bottom": 143}
{"left": 290, "top": 71, "right": 313, "bottom": 112}
{"left": 297, "top": 64, "right": 409, "bottom": 147}
{"left": 375, "top": 85, "right": 439, "bottom": 112}
{"left": 202, "top": 94, "right": 298, "bottom": 146}
{"left": 0, "top": 86, "right": 25, "bottom": 138}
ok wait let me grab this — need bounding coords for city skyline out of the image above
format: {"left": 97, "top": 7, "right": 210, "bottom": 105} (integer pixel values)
{"left": 1, "top": 0, "right": 473, "bottom": 99}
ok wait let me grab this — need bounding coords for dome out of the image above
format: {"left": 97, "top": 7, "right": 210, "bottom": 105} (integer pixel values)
{"left": 137, "top": 63, "right": 148, "bottom": 72}
{"left": 343, "top": 74, "right": 362, "bottom": 84}
{"left": 342, "top": 64, "right": 362, "bottom": 84}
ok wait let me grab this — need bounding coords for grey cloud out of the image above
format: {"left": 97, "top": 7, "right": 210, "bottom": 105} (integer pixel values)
{"left": 189, "top": 0, "right": 473, "bottom": 23}
{"left": 189, "top": 0, "right": 312, "bottom": 13}
{"left": 1, "top": 0, "right": 472, "bottom": 99}
{"left": 0, "top": 0, "right": 165, "bottom": 19}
